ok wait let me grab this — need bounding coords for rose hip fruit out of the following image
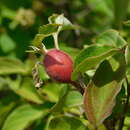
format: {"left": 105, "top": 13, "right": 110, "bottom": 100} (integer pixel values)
{"left": 43, "top": 49, "right": 73, "bottom": 83}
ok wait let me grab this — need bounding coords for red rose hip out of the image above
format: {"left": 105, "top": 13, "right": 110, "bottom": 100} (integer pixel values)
{"left": 43, "top": 49, "right": 73, "bottom": 83}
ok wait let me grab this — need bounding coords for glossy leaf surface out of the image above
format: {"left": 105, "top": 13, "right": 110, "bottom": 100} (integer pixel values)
{"left": 84, "top": 52, "right": 126, "bottom": 126}
{"left": 2, "top": 104, "right": 49, "bottom": 130}
{"left": 72, "top": 44, "right": 119, "bottom": 80}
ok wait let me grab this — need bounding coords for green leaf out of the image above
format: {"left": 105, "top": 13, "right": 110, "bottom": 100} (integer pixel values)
{"left": 0, "top": 102, "right": 14, "bottom": 128}
{"left": 8, "top": 77, "right": 43, "bottom": 104}
{"left": 60, "top": 44, "right": 80, "bottom": 59}
{"left": 0, "top": 93, "right": 18, "bottom": 118}
{"left": 0, "top": 93, "right": 18, "bottom": 127}
{"left": 0, "top": 33, "right": 16, "bottom": 53}
{"left": 39, "top": 24, "right": 60, "bottom": 35}
{"left": 87, "top": 0, "right": 112, "bottom": 17}
{"left": 124, "top": 117, "right": 130, "bottom": 127}
{"left": 32, "top": 34, "right": 45, "bottom": 46}
{"left": 95, "top": 29, "right": 127, "bottom": 48}
{"left": 48, "top": 14, "right": 77, "bottom": 31}
{"left": 111, "top": 86, "right": 125, "bottom": 118}
{"left": 64, "top": 91, "right": 83, "bottom": 107}
{"left": 1, "top": 6, "right": 16, "bottom": 19}
{"left": 41, "top": 83, "right": 65, "bottom": 102}
{"left": 51, "top": 87, "right": 83, "bottom": 113}
{"left": 38, "top": 65, "right": 49, "bottom": 80}
{"left": 84, "top": 52, "right": 126, "bottom": 127}
{"left": 0, "top": 77, "right": 8, "bottom": 90}
{"left": 0, "top": 57, "right": 27, "bottom": 75}
{"left": 33, "top": 14, "right": 78, "bottom": 47}
{"left": 47, "top": 116, "right": 87, "bottom": 130}
{"left": 113, "top": 0, "right": 129, "bottom": 28}
{"left": 33, "top": 24, "right": 60, "bottom": 46}
{"left": 2, "top": 104, "right": 49, "bottom": 130}
{"left": 72, "top": 44, "right": 119, "bottom": 80}
{"left": 74, "top": 45, "right": 113, "bottom": 68}
{"left": 50, "top": 85, "right": 69, "bottom": 113}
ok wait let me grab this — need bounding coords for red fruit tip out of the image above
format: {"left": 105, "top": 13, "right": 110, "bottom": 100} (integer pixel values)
{"left": 43, "top": 49, "right": 73, "bottom": 83}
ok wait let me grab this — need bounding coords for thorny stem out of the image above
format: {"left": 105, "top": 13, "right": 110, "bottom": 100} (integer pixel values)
{"left": 118, "top": 77, "right": 130, "bottom": 130}
{"left": 53, "top": 33, "right": 59, "bottom": 50}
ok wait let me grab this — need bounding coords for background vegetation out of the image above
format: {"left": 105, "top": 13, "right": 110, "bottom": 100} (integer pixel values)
{"left": 0, "top": 0, "right": 130, "bottom": 130}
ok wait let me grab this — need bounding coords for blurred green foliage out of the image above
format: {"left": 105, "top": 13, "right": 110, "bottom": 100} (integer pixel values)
{"left": 0, "top": 0, "right": 130, "bottom": 130}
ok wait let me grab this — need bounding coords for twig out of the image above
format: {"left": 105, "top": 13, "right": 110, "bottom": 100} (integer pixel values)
{"left": 70, "top": 81, "right": 84, "bottom": 95}
{"left": 118, "top": 77, "right": 130, "bottom": 130}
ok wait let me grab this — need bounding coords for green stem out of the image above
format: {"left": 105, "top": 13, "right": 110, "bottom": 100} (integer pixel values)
{"left": 53, "top": 33, "right": 59, "bottom": 50}
{"left": 41, "top": 43, "right": 48, "bottom": 54}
